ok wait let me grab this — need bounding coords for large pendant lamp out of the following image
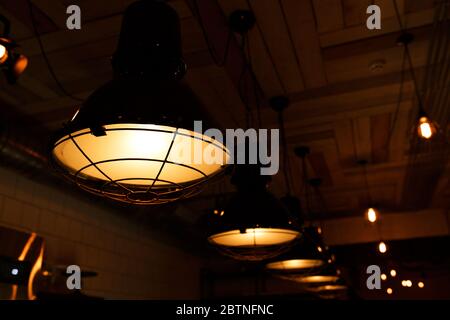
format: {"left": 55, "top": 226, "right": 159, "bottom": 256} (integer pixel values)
{"left": 51, "top": 1, "right": 229, "bottom": 204}
{"left": 208, "top": 165, "right": 301, "bottom": 261}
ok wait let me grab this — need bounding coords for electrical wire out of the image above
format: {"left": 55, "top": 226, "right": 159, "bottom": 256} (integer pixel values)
{"left": 26, "top": 0, "right": 84, "bottom": 102}
{"left": 277, "top": 108, "right": 293, "bottom": 195}
{"left": 385, "top": 47, "right": 407, "bottom": 148}
{"left": 192, "top": 0, "right": 233, "bottom": 67}
{"left": 245, "top": 0, "right": 288, "bottom": 94}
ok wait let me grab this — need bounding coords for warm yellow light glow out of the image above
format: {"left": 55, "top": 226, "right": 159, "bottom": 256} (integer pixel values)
{"left": 401, "top": 280, "right": 407, "bottom": 287}
{"left": 407, "top": 280, "right": 412, "bottom": 287}
{"left": 53, "top": 124, "right": 230, "bottom": 187}
{"left": 418, "top": 281, "right": 424, "bottom": 288}
{"left": 28, "top": 243, "right": 44, "bottom": 300}
{"left": 378, "top": 241, "right": 387, "bottom": 253}
{"left": 0, "top": 44, "right": 7, "bottom": 64}
{"left": 381, "top": 274, "right": 387, "bottom": 281}
{"left": 387, "top": 288, "right": 393, "bottom": 295}
{"left": 296, "top": 275, "right": 340, "bottom": 284}
{"left": 366, "top": 207, "right": 377, "bottom": 222}
{"left": 42, "top": 270, "right": 51, "bottom": 277}
{"left": 418, "top": 117, "right": 434, "bottom": 139}
{"left": 317, "top": 246, "right": 323, "bottom": 253}
{"left": 390, "top": 269, "right": 397, "bottom": 277}
{"left": 309, "top": 284, "right": 347, "bottom": 292}
{"left": 208, "top": 228, "right": 300, "bottom": 247}
{"left": 10, "top": 233, "right": 37, "bottom": 300}
{"left": 266, "top": 259, "right": 324, "bottom": 271}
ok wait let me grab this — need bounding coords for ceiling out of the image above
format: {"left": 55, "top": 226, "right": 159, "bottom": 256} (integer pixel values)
{"left": 0, "top": 0, "right": 448, "bottom": 228}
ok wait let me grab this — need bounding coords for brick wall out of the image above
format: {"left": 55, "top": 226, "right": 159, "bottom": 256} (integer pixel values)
{"left": 0, "top": 166, "right": 202, "bottom": 299}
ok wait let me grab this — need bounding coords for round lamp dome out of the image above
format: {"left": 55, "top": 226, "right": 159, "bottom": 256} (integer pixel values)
{"left": 51, "top": 1, "right": 229, "bottom": 204}
{"left": 265, "top": 226, "right": 327, "bottom": 274}
{"left": 208, "top": 166, "right": 300, "bottom": 261}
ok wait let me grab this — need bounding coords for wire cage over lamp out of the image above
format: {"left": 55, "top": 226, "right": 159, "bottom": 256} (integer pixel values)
{"left": 208, "top": 165, "right": 301, "bottom": 261}
{"left": 265, "top": 226, "right": 329, "bottom": 275}
{"left": 51, "top": 0, "right": 230, "bottom": 205}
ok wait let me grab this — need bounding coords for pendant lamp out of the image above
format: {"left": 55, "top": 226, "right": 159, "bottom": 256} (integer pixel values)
{"left": 290, "top": 264, "right": 340, "bottom": 285}
{"left": 208, "top": 165, "right": 301, "bottom": 261}
{"left": 265, "top": 147, "right": 330, "bottom": 276}
{"left": 0, "top": 14, "right": 28, "bottom": 84}
{"left": 51, "top": 1, "right": 230, "bottom": 204}
{"left": 265, "top": 226, "right": 327, "bottom": 275}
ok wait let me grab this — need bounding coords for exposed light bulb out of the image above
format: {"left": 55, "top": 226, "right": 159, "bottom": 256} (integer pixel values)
{"left": 366, "top": 207, "right": 378, "bottom": 222}
{"left": 381, "top": 274, "right": 387, "bottom": 281}
{"left": 0, "top": 44, "right": 7, "bottom": 64}
{"left": 401, "top": 280, "right": 407, "bottom": 287}
{"left": 390, "top": 269, "right": 397, "bottom": 277}
{"left": 418, "top": 281, "right": 424, "bottom": 288}
{"left": 378, "top": 241, "right": 387, "bottom": 253}
{"left": 386, "top": 288, "right": 393, "bottom": 295}
{"left": 417, "top": 116, "right": 435, "bottom": 139}
{"left": 407, "top": 280, "right": 412, "bottom": 287}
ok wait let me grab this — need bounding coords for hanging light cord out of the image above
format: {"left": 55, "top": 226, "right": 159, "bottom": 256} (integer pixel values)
{"left": 26, "top": 0, "right": 84, "bottom": 102}
{"left": 278, "top": 108, "right": 293, "bottom": 195}
{"left": 360, "top": 160, "right": 373, "bottom": 207}
{"left": 385, "top": 47, "right": 407, "bottom": 147}
{"left": 393, "top": 0, "right": 425, "bottom": 111}
{"left": 192, "top": 0, "right": 233, "bottom": 67}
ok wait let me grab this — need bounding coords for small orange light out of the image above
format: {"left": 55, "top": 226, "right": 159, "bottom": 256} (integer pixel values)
{"left": 317, "top": 246, "right": 323, "bottom": 253}
{"left": 387, "top": 288, "right": 393, "bottom": 294}
{"left": 418, "top": 281, "right": 424, "bottom": 288}
{"left": 13, "top": 54, "right": 28, "bottom": 77}
{"left": 381, "top": 274, "right": 387, "bottom": 281}
{"left": 390, "top": 269, "right": 397, "bottom": 277}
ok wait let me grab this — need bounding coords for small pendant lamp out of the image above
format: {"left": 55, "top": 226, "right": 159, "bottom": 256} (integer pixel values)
{"left": 208, "top": 165, "right": 301, "bottom": 261}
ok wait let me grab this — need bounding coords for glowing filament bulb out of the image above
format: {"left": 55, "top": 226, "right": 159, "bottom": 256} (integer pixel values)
{"left": 378, "top": 241, "right": 387, "bottom": 253}
{"left": 366, "top": 207, "right": 377, "bottom": 223}
{"left": 381, "top": 274, "right": 387, "bottom": 281}
{"left": 387, "top": 288, "right": 393, "bottom": 294}
{"left": 418, "top": 117, "right": 434, "bottom": 139}
{"left": 390, "top": 269, "right": 396, "bottom": 277}
{"left": 418, "top": 281, "right": 424, "bottom": 288}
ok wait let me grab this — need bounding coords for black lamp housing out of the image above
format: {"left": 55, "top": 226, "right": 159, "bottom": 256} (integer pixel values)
{"left": 51, "top": 0, "right": 228, "bottom": 205}
{"left": 0, "top": 15, "right": 28, "bottom": 84}
{"left": 208, "top": 165, "right": 301, "bottom": 261}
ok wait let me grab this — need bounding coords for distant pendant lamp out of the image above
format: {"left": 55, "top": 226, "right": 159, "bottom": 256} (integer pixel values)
{"left": 396, "top": 32, "right": 438, "bottom": 140}
{"left": 265, "top": 144, "right": 329, "bottom": 274}
{"left": 0, "top": 14, "right": 28, "bottom": 84}
{"left": 358, "top": 160, "right": 380, "bottom": 223}
{"left": 265, "top": 226, "right": 327, "bottom": 275}
{"left": 208, "top": 165, "right": 300, "bottom": 261}
{"left": 289, "top": 264, "right": 340, "bottom": 284}
{"left": 51, "top": 1, "right": 229, "bottom": 204}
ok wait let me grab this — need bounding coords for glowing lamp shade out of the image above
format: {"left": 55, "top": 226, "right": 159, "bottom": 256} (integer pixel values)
{"left": 296, "top": 275, "right": 340, "bottom": 284}
{"left": 266, "top": 259, "right": 324, "bottom": 271}
{"left": 53, "top": 124, "right": 228, "bottom": 190}
{"left": 265, "top": 226, "right": 327, "bottom": 274}
{"left": 208, "top": 166, "right": 300, "bottom": 261}
{"left": 51, "top": 82, "right": 230, "bottom": 205}
{"left": 208, "top": 228, "right": 299, "bottom": 247}
{"left": 417, "top": 116, "right": 436, "bottom": 139}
